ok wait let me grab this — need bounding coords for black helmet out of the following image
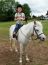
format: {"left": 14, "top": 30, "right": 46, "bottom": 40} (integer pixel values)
{"left": 17, "top": 4, "right": 23, "bottom": 9}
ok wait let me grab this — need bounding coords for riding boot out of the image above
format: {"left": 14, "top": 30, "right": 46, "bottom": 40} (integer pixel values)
{"left": 13, "top": 32, "right": 18, "bottom": 39}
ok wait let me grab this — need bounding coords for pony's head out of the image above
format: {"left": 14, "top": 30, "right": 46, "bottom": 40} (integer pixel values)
{"left": 33, "top": 21, "right": 46, "bottom": 41}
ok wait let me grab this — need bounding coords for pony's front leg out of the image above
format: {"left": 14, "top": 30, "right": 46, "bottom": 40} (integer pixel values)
{"left": 25, "top": 47, "right": 30, "bottom": 62}
{"left": 19, "top": 43, "right": 23, "bottom": 64}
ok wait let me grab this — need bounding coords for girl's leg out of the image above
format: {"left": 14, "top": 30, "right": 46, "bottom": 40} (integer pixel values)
{"left": 13, "top": 24, "right": 23, "bottom": 38}
{"left": 14, "top": 24, "right": 18, "bottom": 33}
{"left": 13, "top": 24, "right": 18, "bottom": 38}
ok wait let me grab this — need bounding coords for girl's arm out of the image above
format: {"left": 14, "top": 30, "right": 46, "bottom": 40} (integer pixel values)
{"left": 14, "top": 13, "right": 25, "bottom": 21}
{"left": 19, "top": 16, "right": 25, "bottom": 21}
{"left": 14, "top": 13, "right": 19, "bottom": 21}
{"left": 18, "top": 13, "right": 25, "bottom": 21}
{"left": 14, "top": 16, "right": 20, "bottom": 21}
{"left": 21, "top": 13, "right": 25, "bottom": 20}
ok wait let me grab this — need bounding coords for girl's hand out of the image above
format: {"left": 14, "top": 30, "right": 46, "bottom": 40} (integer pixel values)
{"left": 19, "top": 16, "right": 25, "bottom": 20}
{"left": 17, "top": 16, "right": 25, "bottom": 20}
{"left": 15, "top": 16, "right": 25, "bottom": 21}
{"left": 14, "top": 17, "right": 20, "bottom": 21}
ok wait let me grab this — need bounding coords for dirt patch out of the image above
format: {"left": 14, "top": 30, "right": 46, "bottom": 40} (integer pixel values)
{"left": 0, "top": 39, "right": 48, "bottom": 65}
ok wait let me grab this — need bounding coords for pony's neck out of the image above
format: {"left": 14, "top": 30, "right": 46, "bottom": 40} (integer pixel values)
{"left": 25, "top": 22, "right": 34, "bottom": 37}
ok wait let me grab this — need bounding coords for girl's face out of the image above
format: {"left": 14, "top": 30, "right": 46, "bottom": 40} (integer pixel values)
{"left": 17, "top": 7, "right": 22, "bottom": 13}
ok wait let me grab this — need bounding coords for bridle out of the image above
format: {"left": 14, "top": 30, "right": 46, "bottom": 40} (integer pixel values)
{"left": 33, "top": 25, "right": 43, "bottom": 39}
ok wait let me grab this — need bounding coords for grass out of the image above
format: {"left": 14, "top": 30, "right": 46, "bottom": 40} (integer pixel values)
{"left": 0, "top": 20, "right": 48, "bottom": 39}
{"left": 41, "top": 20, "right": 48, "bottom": 35}
{"left": 0, "top": 21, "right": 15, "bottom": 39}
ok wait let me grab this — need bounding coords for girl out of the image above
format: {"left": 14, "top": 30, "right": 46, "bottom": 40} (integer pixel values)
{"left": 13, "top": 4, "right": 25, "bottom": 38}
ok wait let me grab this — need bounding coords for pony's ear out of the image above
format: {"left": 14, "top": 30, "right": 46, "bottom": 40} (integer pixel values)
{"left": 34, "top": 21, "right": 36, "bottom": 24}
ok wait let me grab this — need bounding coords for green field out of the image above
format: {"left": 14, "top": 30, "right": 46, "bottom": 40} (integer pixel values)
{"left": 0, "top": 20, "right": 48, "bottom": 39}
{"left": 0, "top": 21, "right": 15, "bottom": 39}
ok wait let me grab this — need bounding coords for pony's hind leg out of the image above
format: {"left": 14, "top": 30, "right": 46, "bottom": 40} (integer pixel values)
{"left": 14, "top": 39, "right": 18, "bottom": 52}
{"left": 10, "top": 38, "right": 13, "bottom": 51}
{"left": 26, "top": 54, "right": 29, "bottom": 62}
{"left": 13, "top": 38, "right": 18, "bottom": 52}
{"left": 9, "top": 38, "right": 18, "bottom": 52}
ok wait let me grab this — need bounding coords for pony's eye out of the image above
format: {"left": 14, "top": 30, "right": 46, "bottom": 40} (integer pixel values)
{"left": 36, "top": 29, "right": 39, "bottom": 31}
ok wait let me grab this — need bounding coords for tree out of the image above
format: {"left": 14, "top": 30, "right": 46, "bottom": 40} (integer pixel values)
{"left": 0, "top": 0, "right": 20, "bottom": 21}
{"left": 0, "top": 1, "right": 31, "bottom": 21}
{"left": 23, "top": 4, "right": 31, "bottom": 22}
{"left": 46, "top": 11, "right": 48, "bottom": 15}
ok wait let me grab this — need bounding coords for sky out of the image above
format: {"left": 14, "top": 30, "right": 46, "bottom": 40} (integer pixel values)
{"left": 15, "top": 0, "right": 48, "bottom": 16}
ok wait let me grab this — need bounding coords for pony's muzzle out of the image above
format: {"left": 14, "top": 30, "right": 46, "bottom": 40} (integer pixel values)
{"left": 40, "top": 35, "right": 46, "bottom": 41}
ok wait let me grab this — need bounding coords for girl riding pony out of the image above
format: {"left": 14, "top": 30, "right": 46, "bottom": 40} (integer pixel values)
{"left": 13, "top": 4, "right": 25, "bottom": 39}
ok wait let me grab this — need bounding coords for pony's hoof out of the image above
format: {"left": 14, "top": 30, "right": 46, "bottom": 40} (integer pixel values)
{"left": 15, "top": 49, "right": 18, "bottom": 52}
{"left": 19, "top": 60, "right": 22, "bottom": 63}
{"left": 26, "top": 58, "right": 30, "bottom": 62}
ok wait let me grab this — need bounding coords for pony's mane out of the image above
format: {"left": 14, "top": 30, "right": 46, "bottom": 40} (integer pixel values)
{"left": 29, "top": 21, "right": 43, "bottom": 30}
{"left": 36, "top": 21, "right": 42, "bottom": 26}
{"left": 35, "top": 21, "right": 43, "bottom": 30}
{"left": 23, "top": 21, "right": 43, "bottom": 29}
